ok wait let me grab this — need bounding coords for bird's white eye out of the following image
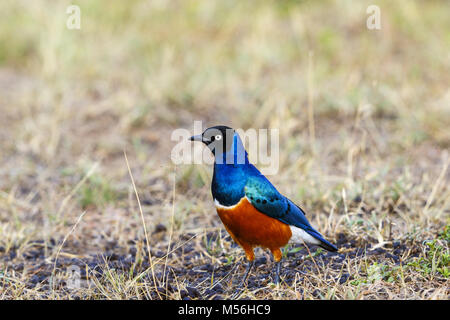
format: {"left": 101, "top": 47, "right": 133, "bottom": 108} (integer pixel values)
{"left": 215, "top": 135, "right": 222, "bottom": 141}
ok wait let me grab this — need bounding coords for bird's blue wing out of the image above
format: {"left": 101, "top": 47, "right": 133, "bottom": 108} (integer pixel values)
{"left": 245, "top": 175, "right": 314, "bottom": 230}
{"left": 244, "top": 175, "right": 288, "bottom": 218}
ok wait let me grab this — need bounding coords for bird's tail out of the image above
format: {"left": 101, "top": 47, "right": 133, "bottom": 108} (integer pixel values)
{"left": 307, "top": 228, "right": 338, "bottom": 252}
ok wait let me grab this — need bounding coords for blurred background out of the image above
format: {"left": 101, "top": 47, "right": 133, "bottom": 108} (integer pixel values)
{"left": 0, "top": 0, "right": 448, "bottom": 299}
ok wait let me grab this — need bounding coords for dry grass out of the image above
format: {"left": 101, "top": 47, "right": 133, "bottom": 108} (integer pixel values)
{"left": 0, "top": 0, "right": 449, "bottom": 300}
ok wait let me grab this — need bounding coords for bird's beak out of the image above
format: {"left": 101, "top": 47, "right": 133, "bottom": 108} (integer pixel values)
{"left": 189, "top": 134, "right": 203, "bottom": 142}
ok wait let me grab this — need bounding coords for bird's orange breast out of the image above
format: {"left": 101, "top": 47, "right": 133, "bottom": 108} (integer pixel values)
{"left": 215, "top": 197, "right": 292, "bottom": 252}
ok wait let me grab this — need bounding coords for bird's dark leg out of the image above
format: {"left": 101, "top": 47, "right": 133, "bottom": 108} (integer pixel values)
{"left": 238, "top": 245, "right": 255, "bottom": 287}
{"left": 271, "top": 248, "right": 283, "bottom": 285}
{"left": 231, "top": 259, "right": 254, "bottom": 299}
{"left": 240, "top": 260, "right": 254, "bottom": 286}
{"left": 274, "top": 260, "right": 281, "bottom": 285}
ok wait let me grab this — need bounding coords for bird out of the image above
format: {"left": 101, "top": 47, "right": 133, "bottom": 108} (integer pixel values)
{"left": 190, "top": 125, "right": 337, "bottom": 285}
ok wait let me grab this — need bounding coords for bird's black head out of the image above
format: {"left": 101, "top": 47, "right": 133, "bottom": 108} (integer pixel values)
{"left": 189, "top": 125, "right": 235, "bottom": 156}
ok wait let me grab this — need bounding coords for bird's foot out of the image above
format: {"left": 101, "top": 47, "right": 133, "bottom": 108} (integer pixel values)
{"left": 230, "top": 260, "right": 254, "bottom": 299}
{"left": 239, "top": 260, "right": 254, "bottom": 287}
{"left": 273, "top": 261, "right": 281, "bottom": 286}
